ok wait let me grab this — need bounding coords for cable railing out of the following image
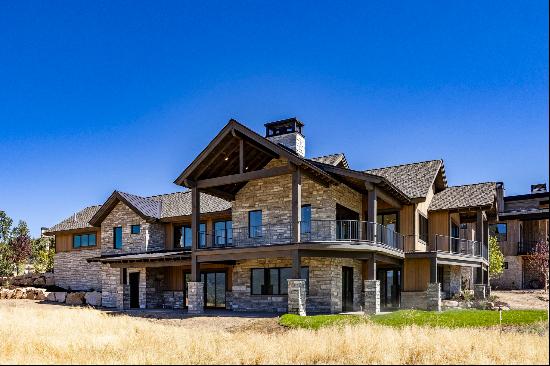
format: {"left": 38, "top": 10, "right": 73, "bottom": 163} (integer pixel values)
{"left": 201, "top": 220, "right": 404, "bottom": 252}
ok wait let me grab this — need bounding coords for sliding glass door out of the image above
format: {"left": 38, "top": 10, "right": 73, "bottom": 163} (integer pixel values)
{"left": 184, "top": 271, "right": 227, "bottom": 309}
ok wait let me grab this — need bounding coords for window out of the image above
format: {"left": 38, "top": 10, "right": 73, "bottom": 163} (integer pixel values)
{"left": 122, "top": 268, "right": 127, "bottom": 285}
{"left": 250, "top": 267, "right": 309, "bottom": 295}
{"left": 113, "top": 227, "right": 122, "bottom": 249}
{"left": 214, "top": 220, "right": 233, "bottom": 246}
{"left": 503, "top": 262, "right": 509, "bottom": 270}
{"left": 131, "top": 225, "right": 141, "bottom": 234}
{"left": 301, "top": 205, "right": 311, "bottom": 235}
{"left": 249, "top": 210, "right": 262, "bottom": 238}
{"left": 73, "top": 233, "right": 96, "bottom": 249}
{"left": 377, "top": 212, "right": 398, "bottom": 232}
{"left": 419, "top": 214, "right": 428, "bottom": 243}
{"left": 489, "top": 223, "right": 507, "bottom": 242}
{"left": 174, "top": 223, "right": 206, "bottom": 248}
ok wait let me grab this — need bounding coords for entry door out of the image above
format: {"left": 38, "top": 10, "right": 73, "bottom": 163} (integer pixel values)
{"left": 129, "top": 272, "right": 140, "bottom": 309}
{"left": 377, "top": 269, "right": 401, "bottom": 309}
{"left": 342, "top": 267, "right": 354, "bottom": 311}
{"left": 203, "top": 272, "right": 226, "bottom": 308}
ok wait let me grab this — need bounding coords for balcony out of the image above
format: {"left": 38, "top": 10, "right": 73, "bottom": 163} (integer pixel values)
{"left": 427, "top": 235, "right": 486, "bottom": 260}
{"left": 204, "top": 220, "right": 404, "bottom": 252}
{"left": 517, "top": 241, "right": 538, "bottom": 255}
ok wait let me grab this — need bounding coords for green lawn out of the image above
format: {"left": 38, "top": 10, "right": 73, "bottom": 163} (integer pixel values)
{"left": 280, "top": 310, "right": 549, "bottom": 330}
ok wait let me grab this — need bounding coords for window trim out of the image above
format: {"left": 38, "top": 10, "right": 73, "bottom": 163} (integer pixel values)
{"left": 250, "top": 267, "right": 309, "bottom": 296}
{"left": 72, "top": 232, "right": 97, "bottom": 249}
{"left": 113, "top": 226, "right": 123, "bottom": 249}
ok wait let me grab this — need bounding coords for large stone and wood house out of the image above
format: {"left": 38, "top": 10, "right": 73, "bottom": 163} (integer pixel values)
{"left": 489, "top": 184, "right": 549, "bottom": 290}
{"left": 45, "top": 118, "right": 500, "bottom": 314}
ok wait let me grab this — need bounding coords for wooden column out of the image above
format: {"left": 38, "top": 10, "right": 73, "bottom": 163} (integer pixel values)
{"left": 367, "top": 187, "right": 377, "bottom": 223}
{"left": 430, "top": 256, "right": 438, "bottom": 283}
{"left": 292, "top": 250, "right": 301, "bottom": 278}
{"left": 191, "top": 186, "right": 201, "bottom": 282}
{"left": 291, "top": 166, "right": 302, "bottom": 244}
{"left": 475, "top": 210, "right": 484, "bottom": 243}
{"left": 367, "top": 254, "right": 376, "bottom": 280}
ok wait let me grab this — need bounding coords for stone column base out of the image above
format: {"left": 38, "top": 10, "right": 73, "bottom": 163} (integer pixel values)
{"left": 426, "top": 282, "right": 441, "bottom": 312}
{"left": 287, "top": 279, "right": 307, "bottom": 316}
{"left": 474, "top": 284, "right": 486, "bottom": 300}
{"left": 363, "top": 280, "right": 380, "bottom": 315}
{"left": 187, "top": 281, "right": 204, "bottom": 314}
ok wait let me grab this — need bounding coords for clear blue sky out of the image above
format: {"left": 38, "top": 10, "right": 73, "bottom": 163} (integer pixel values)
{"left": 0, "top": 1, "right": 548, "bottom": 237}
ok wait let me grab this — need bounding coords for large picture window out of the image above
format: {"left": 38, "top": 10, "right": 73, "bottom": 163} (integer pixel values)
{"left": 248, "top": 210, "right": 262, "bottom": 238}
{"left": 251, "top": 267, "right": 309, "bottom": 295}
{"left": 489, "top": 223, "right": 507, "bottom": 242}
{"left": 213, "top": 220, "right": 232, "bottom": 246}
{"left": 174, "top": 223, "right": 206, "bottom": 248}
{"left": 73, "top": 233, "right": 96, "bottom": 249}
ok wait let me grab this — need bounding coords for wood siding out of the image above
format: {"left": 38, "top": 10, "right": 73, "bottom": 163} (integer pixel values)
{"left": 164, "top": 264, "right": 233, "bottom": 291}
{"left": 428, "top": 210, "right": 450, "bottom": 251}
{"left": 55, "top": 229, "right": 101, "bottom": 253}
{"left": 403, "top": 258, "right": 431, "bottom": 291}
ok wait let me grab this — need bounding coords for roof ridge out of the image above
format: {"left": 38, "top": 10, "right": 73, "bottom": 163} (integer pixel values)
{"left": 311, "top": 152, "right": 345, "bottom": 158}
{"left": 443, "top": 181, "right": 497, "bottom": 189}
{"left": 366, "top": 159, "right": 443, "bottom": 171}
{"left": 146, "top": 190, "right": 191, "bottom": 199}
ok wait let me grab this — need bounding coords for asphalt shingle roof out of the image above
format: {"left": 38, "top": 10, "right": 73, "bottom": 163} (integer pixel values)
{"left": 47, "top": 205, "right": 101, "bottom": 233}
{"left": 47, "top": 191, "right": 231, "bottom": 233}
{"left": 428, "top": 182, "right": 497, "bottom": 211}
{"left": 310, "top": 153, "right": 349, "bottom": 169}
{"left": 365, "top": 160, "right": 444, "bottom": 199}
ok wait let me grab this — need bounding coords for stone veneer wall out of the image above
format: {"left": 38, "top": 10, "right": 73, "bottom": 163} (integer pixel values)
{"left": 229, "top": 256, "right": 363, "bottom": 314}
{"left": 101, "top": 264, "right": 123, "bottom": 308}
{"left": 491, "top": 255, "right": 523, "bottom": 290}
{"left": 401, "top": 291, "right": 428, "bottom": 310}
{"left": 232, "top": 159, "right": 363, "bottom": 234}
{"left": 101, "top": 201, "right": 165, "bottom": 256}
{"left": 54, "top": 249, "right": 102, "bottom": 291}
{"left": 440, "top": 265, "right": 462, "bottom": 298}
{"left": 145, "top": 267, "right": 165, "bottom": 308}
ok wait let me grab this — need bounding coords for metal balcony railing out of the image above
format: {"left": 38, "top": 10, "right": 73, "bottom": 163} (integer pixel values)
{"left": 517, "top": 241, "right": 538, "bottom": 255}
{"left": 202, "top": 220, "right": 404, "bottom": 252}
{"left": 430, "top": 234, "right": 487, "bottom": 259}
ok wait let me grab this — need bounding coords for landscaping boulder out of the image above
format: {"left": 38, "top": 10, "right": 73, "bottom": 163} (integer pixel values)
{"left": 34, "top": 288, "right": 47, "bottom": 301}
{"left": 0, "top": 288, "right": 12, "bottom": 299}
{"left": 66, "top": 292, "right": 85, "bottom": 305}
{"left": 46, "top": 292, "right": 56, "bottom": 302}
{"left": 85, "top": 291, "right": 102, "bottom": 307}
{"left": 24, "top": 288, "right": 36, "bottom": 299}
{"left": 44, "top": 273, "right": 55, "bottom": 286}
{"left": 54, "top": 292, "right": 67, "bottom": 303}
{"left": 13, "top": 288, "right": 24, "bottom": 299}
{"left": 33, "top": 277, "right": 46, "bottom": 286}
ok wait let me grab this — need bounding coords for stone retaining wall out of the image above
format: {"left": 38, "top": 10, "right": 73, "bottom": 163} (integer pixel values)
{"left": 401, "top": 291, "right": 427, "bottom": 310}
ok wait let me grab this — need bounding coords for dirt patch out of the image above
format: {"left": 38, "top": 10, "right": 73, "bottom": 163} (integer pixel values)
{"left": 492, "top": 290, "right": 549, "bottom": 310}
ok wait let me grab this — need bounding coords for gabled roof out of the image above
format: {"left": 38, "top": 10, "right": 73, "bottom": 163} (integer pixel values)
{"left": 173, "top": 119, "right": 338, "bottom": 198}
{"left": 365, "top": 160, "right": 447, "bottom": 200}
{"left": 428, "top": 182, "right": 497, "bottom": 212}
{"left": 64, "top": 190, "right": 232, "bottom": 229}
{"left": 45, "top": 205, "right": 101, "bottom": 234}
{"left": 310, "top": 153, "right": 350, "bottom": 169}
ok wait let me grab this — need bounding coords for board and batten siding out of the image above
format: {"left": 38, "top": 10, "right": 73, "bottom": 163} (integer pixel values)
{"left": 403, "top": 258, "right": 431, "bottom": 292}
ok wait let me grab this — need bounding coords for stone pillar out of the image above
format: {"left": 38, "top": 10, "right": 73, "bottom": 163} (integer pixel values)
{"left": 363, "top": 280, "right": 380, "bottom": 315}
{"left": 187, "top": 281, "right": 204, "bottom": 314}
{"left": 474, "top": 284, "right": 486, "bottom": 300}
{"left": 287, "top": 279, "right": 307, "bottom": 316}
{"left": 426, "top": 282, "right": 441, "bottom": 311}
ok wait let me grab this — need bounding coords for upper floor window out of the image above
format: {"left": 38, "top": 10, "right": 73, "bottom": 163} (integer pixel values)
{"left": 249, "top": 210, "right": 262, "bottom": 238}
{"left": 419, "top": 214, "right": 428, "bottom": 243}
{"left": 174, "top": 223, "right": 206, "bottom": 249}
{"left": 301, "top": 205, "right": 311, "bottom": 234}
{"left": 131, "top": 225, "right": 141, "bottom": 234}
{"left": 489, "top": 223, "right": 507, "bottom": 242}
{"left": 73, "top": 233, "right": 96, "bottom": 249}
{"left": 113, "top": 227, "right": 122, "bottom": 249}
{"left": 214, "top": 220, "right": 233, "bottom": 246}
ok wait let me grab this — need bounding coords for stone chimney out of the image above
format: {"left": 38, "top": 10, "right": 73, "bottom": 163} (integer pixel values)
{"left": 495, "top": 182, "right": 505, "bottom": 213}
{"left": 265, "top": 118, "right": 305, "bottom": 157}
{"left": 531, "top": 183, "right": 547, "bottom": 193}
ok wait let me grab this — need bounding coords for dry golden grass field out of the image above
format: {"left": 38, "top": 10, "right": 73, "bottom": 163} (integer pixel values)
{"left": 0, "top": 300, "right": 548, "bottom": 365}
